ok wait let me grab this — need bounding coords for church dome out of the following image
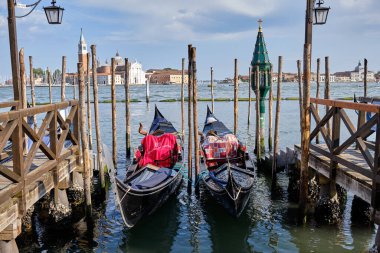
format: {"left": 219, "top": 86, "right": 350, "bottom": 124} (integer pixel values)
{"left": 115, "top": 50, "right": 123, "bottom": 66}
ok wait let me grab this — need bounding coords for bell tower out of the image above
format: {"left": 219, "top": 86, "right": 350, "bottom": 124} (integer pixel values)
{"left": 78, "top": 28, "right": 88, "bottom": 71}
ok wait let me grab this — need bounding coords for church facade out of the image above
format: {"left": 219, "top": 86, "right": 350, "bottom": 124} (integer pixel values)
{"left": 76, "top": 30, "right": 146, "bottom": 85}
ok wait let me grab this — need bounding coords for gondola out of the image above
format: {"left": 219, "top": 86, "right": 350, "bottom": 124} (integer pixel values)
{"left": 115, "top": 106, "right": 183, "bottom": 228}
{"left": 201, "top": 106, "right": 254, "bottom": 217}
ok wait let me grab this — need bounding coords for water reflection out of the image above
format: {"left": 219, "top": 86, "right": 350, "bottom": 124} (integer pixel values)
{"left": 120, "top": 196, "right": 180, "bottom": 252}
{"left": 202, "top": 188, "right": 253, "bottom": 253}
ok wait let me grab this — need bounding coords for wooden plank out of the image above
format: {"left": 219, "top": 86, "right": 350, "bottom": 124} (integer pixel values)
{"left": 24, "top": 160, "right": 57, "bottom": 186}
{"left": 0, "top": 101, "right": 19, "bottom": 109}
{"left": 23, "top": 113, "right": 55, "bottom": 171}
{"left": 0, "top": 201, "right": 18, "bottom": 233}
{"left": 25, "top": 173, "right": 54, "bottom": 210}
{"left": 0, "top": 165, "right": 20, "bottom": 183}
{"left": 311, "top": 98, "right": 380, "bottom": 113}
{"left": 22, "top": 117, "right": 55, "bottom": 160}
{"left": 338, "top": 109, "right": 374, "bottom": 171}
{"left": 0, "top": 218, "right": 21, "bottom": 240}
{"left": 337, "top": 109, "right": 376, "bottom": 154}
{"left": 0, "top": 120, "right": 17, "bottom": 153}
{"left": 310, "top": 103, "right": 333, "bottom": 149}
{"left": 0, "top": 111, "right": 19, "bottom": 122}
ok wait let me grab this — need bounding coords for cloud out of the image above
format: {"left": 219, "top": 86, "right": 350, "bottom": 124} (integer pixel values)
{"left": 75, "top": 0, "right": 281, "bottom": 43}
{"left": 0, "top": 15, "right": 6, "bottom": 37}
{"left": 336, "top": 0, "right": 372, "bottom": 9}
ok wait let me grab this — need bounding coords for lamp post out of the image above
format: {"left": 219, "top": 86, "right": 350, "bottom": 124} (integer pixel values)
{"left": 7, "top": 0, "right": 64, "bottom": 106}
{"left": 299, "top": 0, "right": 330, "bottom": 214}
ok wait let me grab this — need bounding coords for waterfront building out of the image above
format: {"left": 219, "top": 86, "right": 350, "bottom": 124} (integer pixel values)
{"left": 96, "top": 52, "right": 146, "bottom": 85}
{"left": 149, "top": 69, "right": 188, "bottom": 84}
{"left": 97, "top": 73, "right": 122, "bottom": 85}
{"left": 319, "top": 74, "right": 335, "bottom": 83}
{"left": 335, "top": 61, "right": 376, "bottom": 82}
{"left": 334, "top": 72, "right": 351, "bottom": 82}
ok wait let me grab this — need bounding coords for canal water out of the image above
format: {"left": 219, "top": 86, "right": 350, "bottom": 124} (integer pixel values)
{"left": 1, "top": 82, "right": 380, "bottom": 252}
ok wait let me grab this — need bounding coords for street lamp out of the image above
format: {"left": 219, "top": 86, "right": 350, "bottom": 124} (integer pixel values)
{"left": 7, "top": 0, "right": 64, "bottom": 103}
{"left": 314, "top": 0, "right": 330, "bottom": 25}
{"left": 44, "top": 0, "right": 64, "bottom": 24}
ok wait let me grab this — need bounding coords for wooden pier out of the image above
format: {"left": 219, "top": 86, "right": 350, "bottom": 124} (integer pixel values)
{"left": 299, "top": 97, "right": 380, "bottom": 208}
{"left": 0, "top": 100, "right": 86, "bottom": 250}
{"left": 271, "top": 97, "right": 380, "bottom": 228}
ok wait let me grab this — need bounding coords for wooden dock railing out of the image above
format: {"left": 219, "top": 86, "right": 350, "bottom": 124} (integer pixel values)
{"left": 0, "top": 100, "right": 80, "bottom": 215}
{"left": 309, "top": 98, "right": 380, "bottom": 209}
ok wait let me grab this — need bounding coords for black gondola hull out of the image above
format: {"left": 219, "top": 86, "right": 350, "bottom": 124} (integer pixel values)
{"left": 116, "top": 172, "right": 183, "bottom": 228}
{"left": 202, "top": 166, "right": 254, "bottom": 217}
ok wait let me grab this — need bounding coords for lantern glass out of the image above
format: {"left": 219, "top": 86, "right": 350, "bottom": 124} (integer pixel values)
{"left": 44, "top": 5, "right": 64, "bottom": 24}
{"left": 314, "top": 6, "right": 330, "bottom": 25}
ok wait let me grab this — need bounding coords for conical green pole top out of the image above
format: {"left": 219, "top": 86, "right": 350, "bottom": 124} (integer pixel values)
{"left": 251, "top": 19, "right": 270, "bottom": 69}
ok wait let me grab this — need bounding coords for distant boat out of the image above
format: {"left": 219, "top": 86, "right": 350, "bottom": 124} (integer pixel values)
{"left": 218, "top": 78, "right": 233, "bottom": 85}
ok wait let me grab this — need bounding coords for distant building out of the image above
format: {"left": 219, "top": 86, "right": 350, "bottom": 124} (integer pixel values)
{"left": 97, "top": 73, "right": 122, "bottom": 85}
{"left": 150, "top": 69, "right": 188, "bottom": 84}
{"left": 78, "top": 28, "right": 88, "bottom": 72}
{"left": 319, "top": 74, "right": 335, "bottom": 83}
{"left": 95, "top": 52, "right": 146, "bottom": 85}
{"left": 334, "top": 71, "right": 351, "bottom": 82}
{"left": 334, "top": 61, "right": 376, "bottom": 82}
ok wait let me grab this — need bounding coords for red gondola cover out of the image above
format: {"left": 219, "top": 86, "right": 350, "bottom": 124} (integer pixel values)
{"left": 136, "top": 133, "right": 178, "bottom": 168}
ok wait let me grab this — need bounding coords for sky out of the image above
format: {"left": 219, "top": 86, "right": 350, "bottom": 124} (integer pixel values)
{"left": 0, "top": 0, "right": 379, "bottom": 81}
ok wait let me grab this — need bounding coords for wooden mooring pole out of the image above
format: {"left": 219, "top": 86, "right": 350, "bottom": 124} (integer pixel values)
{"left": 255, "top": 66, "right": 261, "bottom": 160}
{"left": 211, "top": 67, "right": 214, "bottom": 113}
{"left": 187, "top": 44, "right": 193, "bottom": 192}
{"left": 299, "top": 37, "right": 312, "bottom": 217}
{"left": 248, "top": 67, "right": 252, "bottom": 126}
{"left": 324, "top": 56, "right": 331, "bottom": 135}
{"left": 86, "top": 53, "right": 93, "bottom": 150}
{"left": 91, "top": 45, "right": 105, "bottom": 189}
{"left": 297, "top": 60, "right": 303, "bottom": 131}
{"left": 268, "top": 65, "right": 272, "bottom": 151}
{"left": 192, "top": 47, "right": 200, "bottom": 192}
{"left": 146, "top": 76, "right": 150, "bottom": 103}
{"left": 78, "top": 62, "right": 93, "bottom": 221}
{"left": 125, "top": 58, "right": 131, "bottom": 158}
{"left": 272, "top": 56, "right": 282, "bottom": 185}
{"left": 48, "top": 68, "right": 52, "bottom": 104}
{"left": 316, "top": 58, "right": 320, "bottom": 144}
{"left": 364, "top": 58, "right": 368, "bottom": 98}
{"left": 19, "top": 48, "right": 26, "bottom": 110}
{"left": 73, "top": 77, "right": 76, "bottom": 100}
{"left": 181, "top": 58, "right": 185, "bottom": 141}
{"left": 111, "top": 58, "right": 117, "bottom": 165}
{"left": 61, "top": 56, "right": 66, "bottom": 102}
{"left": 29, "top": 56, "right": 36, "bottom": 128}
{"left": 233, "top": 59, "right": 238, "bottom": 136}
